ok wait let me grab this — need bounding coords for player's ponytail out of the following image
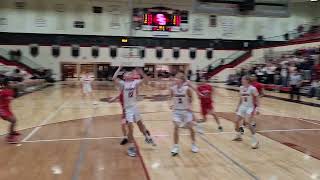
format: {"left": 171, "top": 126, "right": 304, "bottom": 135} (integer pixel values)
{"left": 242, "top": 75, "right": 251, "bottom": 83}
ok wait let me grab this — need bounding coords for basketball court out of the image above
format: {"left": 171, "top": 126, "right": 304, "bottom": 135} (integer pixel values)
{"left": 1, "top": 0, "right": 320, "bottom": 179}
{"left": 0, "top": 81, "right": 319, "bottom": 180}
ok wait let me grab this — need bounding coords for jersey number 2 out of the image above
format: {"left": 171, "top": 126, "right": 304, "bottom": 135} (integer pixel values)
{"left": 178, "top": 98, "right": 183, "bottom": 104}
{"left": 128, "top": 91, "right": 134, "bottom": 97}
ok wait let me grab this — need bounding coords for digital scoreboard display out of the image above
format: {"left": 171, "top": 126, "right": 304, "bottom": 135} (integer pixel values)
{"left": 132, "top": 7, "right": 188, "bottom": 32}
{"left": 143, "top": 13, "right": 181, "bottom": 31}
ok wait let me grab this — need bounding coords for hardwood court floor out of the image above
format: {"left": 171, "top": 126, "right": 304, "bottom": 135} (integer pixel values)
{"left": 0, "top": 82, "right": 320, "bottom": 180}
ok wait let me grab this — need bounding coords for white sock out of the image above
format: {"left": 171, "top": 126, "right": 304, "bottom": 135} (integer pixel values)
{"left": 129, "top": 143, "right": 135, "bottom": 148}
{"left": 252, "top": 134, "right": 257, "bottom": 141}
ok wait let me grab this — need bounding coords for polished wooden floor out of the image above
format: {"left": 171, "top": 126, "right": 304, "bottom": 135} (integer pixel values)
{"left": 0, "top": 81, "right": 320, "bottom": 180}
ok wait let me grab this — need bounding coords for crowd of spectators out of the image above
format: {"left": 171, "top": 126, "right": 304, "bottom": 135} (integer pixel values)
{"left": 227, "top": 46, "right": 320, "bottom": 100}
{"left": 0, "top": 68, "right": 54, "bottom": 96}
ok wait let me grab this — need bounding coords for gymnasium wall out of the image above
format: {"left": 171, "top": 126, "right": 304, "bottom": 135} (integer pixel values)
{"left": 0, "top": 45, "right": 240, "bottom": 80}
{"left": 0, "top": 0, "right": 319, "bottom": 40}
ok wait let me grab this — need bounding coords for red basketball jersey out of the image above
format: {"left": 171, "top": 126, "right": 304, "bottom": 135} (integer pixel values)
{"left": 0, "top": 89, "right": 14, "bottom": 109}
{"left": 197, "top": 84, "right": 213, "bottom": 104}
{"left": 251, "top": 81, "right": 264, "bottom": 95}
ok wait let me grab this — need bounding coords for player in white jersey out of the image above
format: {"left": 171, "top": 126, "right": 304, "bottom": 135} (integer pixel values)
{"left": 233, "top": 76, "right": 260, "bottom": 149}
{"left": 80, "top": 71, "right": 97, "bottom": 105}
{"left": 113, "top": 66, "right": 156, "bottom": 157}
{"left": 170, "top": 73, "right": 199, "bottom": 156}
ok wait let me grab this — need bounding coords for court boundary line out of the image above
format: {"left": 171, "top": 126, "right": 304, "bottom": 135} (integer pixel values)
{"left": 134, "top": 140, "right": 152, "bottom": 180}
{"left": 21, "top": 128, "right": 320, "bottom": 144}
{"left": 71, "top": 117, "right": 91, "bottom": 180}
{"left": 21, "top": 99, "right": 70, "bottom": 142}
{"left": 297, "top": 118, "right": 320, "bottom": 126}
{"left": 198, "top": 134, "right": 259, "bottom": 180}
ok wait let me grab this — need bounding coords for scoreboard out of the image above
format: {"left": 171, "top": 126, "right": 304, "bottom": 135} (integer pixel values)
{"left": 133, "top": 7, "right": 188, "bottom": 32}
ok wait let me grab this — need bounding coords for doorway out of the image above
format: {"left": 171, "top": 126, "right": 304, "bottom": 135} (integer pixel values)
{"left": 61, "top": 64, "right": 77, "bottom": 81}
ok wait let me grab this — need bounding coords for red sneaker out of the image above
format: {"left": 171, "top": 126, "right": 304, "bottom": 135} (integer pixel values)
{"left": 10, "top": 131, "right": 21, "bottom": 136}
{"left": 6, "top": 135, "right": 19, "bottom": 144}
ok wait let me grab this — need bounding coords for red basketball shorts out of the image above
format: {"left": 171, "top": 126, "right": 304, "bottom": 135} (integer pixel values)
{"left": 200, "top": 103, "right": 213, "bottom": 116}
{"left": 0, "top": 107, "right": 13, "bottom": 119}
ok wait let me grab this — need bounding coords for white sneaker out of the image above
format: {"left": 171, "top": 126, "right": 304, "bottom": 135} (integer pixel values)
{"left": 191, "top": 144, "right": 199, "bottom": 153}
{"left": 251, "top": 137, "right": 259, "bottom": 149}
{"left": 92, "top": 101, "right": 98, "bottom": 105}
{"left": 171, "top": 144, "right": 180, "bottom": 156}
{"left": 232, "top": 133, "right": 243, "bottom": 141}
{"left": 128, "top": 146, "right": 137, "bottom": 157}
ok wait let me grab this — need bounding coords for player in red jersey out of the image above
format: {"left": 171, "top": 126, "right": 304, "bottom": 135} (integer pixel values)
{"left": 0, "top": 78, "right": 20, "bottom": 144}
{"left": 250, "top": 75, "right": 264, "bottom": 97}
{"left": 109, "top": 90, "right": 128, "bottom": 145}
{"left": 196, "top": 82, "right": 223, "bottom": 132}
{"left": 182, "top": 77, "right": 222, "bottom": 132}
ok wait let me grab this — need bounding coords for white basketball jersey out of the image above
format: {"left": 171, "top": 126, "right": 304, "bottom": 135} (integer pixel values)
{"left": 81, "top": 75, "right": 93, "bottom": 86}
{"left": 171, "top": 85, "right": 190, "bottom": 110}
{"left": 120, "top": 80, "right": 142, "bottom": 108}
{"left": 239, "top": 85, "right": 258, "bottom": 107}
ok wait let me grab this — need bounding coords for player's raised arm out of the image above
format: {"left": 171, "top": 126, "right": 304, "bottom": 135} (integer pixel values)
{"left": 136, "top": 67, "right": 149, "bottom": 85}
{"left": 137, "top": 68, "right": 150, "bottom": 82}
{"left": 112, "top": 66, "right": 122, "bottom": 86}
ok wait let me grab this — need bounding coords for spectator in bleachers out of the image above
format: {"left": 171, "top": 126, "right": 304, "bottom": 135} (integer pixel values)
{"left": 280, "top": 63, "right": 289, "bottom": 87}
{"left": 265, "top": 63, "right": 276, "bottom": 84}
{"left": 289, "top": 69, "right": 303, "bottom": 101}
{"left": 274, "top": 64, "right": 282, "bottom": 85}
{"left": 302, "top": 56, "right": 314, "bottom": 81}
{"left": 227, "top": 74, "right": 239, "bottom": 86}
{"left": 255, "top": 65, "right": 265, "bottom": 83}
{"left": 288, "top": 62, "right": 297, "bottom": 74}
